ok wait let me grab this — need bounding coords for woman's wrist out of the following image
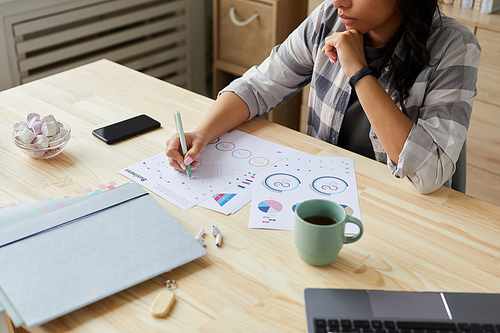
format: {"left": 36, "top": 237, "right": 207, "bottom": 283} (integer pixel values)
{"left": 190, "top": 128, "right": 214, "bottom": 148}
{"left": 349, "top": 66, "right": 379, "bottom": 88}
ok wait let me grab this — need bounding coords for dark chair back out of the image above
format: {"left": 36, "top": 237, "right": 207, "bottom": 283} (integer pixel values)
{"left": 451, "top": 141, "right": 467, "bottom": 193}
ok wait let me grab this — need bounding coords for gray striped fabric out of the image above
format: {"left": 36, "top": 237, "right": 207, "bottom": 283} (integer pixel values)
{"left": 221, "top": 1, "right": 481, "bottom": 194}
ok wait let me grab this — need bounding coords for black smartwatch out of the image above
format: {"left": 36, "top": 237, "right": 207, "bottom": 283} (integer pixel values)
{"left": 349, "top": 66, "right": 379, "bottom": 88}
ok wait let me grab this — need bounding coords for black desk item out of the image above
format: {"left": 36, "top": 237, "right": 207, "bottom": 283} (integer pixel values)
{"left": 305, "top": 289, "right": 500, "bottom": 333}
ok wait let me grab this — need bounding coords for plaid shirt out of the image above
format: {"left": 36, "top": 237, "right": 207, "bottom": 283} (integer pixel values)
{"left": 221, "top": 1, "right": 481, "bottom": 194}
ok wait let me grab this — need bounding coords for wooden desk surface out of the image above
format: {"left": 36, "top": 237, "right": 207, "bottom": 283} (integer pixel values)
{"left": 1, "top": 60, "right": 499, "bottom": 333}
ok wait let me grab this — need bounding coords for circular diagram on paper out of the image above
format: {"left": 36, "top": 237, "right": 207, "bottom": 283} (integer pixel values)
{"left": 258, "top": 200, "right": 283, "bottom": 213}
{"left": 310, "top": 176, "right": 348, "bottom": 195}
{"left": 292, "top": 202, "right": 301, "bottom": 212}
{"left": 209, "top": 137, "right": 221, "bottom": 144}
{"left": 249, "top": 157, "right": 270, "bottom": 167}
{"left": 216, "top": 142, "right": 235, "bottom": 151}
{"left": 340, "top": 204, "right": 354, "bottom": 216}
{"left": 263, "top": 173, "right": 301, "bottom": 193}
{"left": 232, "top": 149, "right": 252, "bottom": 159}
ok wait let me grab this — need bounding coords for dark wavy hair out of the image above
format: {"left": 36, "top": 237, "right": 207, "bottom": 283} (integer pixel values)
{"left": 373, "top": 0, "right": 441, "bottom": 112}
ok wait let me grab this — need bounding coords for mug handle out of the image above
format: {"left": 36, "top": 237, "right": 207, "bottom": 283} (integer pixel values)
{"left": 343, "top": 216, "right": 363, "bottom": 244}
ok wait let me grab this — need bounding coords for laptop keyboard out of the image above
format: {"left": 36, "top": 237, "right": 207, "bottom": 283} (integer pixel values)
{"left": 313, "top": 319, "right": 500, "bottom": 333}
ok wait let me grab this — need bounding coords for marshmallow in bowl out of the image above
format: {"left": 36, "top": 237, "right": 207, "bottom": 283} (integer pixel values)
{"left": 49, "top": 128, "right": 69, "bottom": 146}
{"left": 59, "top": 127, "right": 69, "bottom": 137}
{"left": 18, "top": 127, "right": 37, "bottom": 143}
{"left": 27, "top": 113, "right": 40, "bottom": 123}
{"left": 28, "top": 116, "right": 40, "bottom": 129}
{"left": 31, "top": 120, "right": 44, "bottom": 135}
{"left": 33, "top": 135, "right": 50, "bottom": 148}
{"left": 13, "top": 121, "right": 27, "bottom": 130}
{"left": 41, "top": 121, "right": 59, "bottom": 137}
{"left": 48, "top": 133, "right": 62, "bottom": 146}
{"left": 42, "top": 115, "right": 56, "bottom": 123}
{"left": 14, "top": 113, "right": 66, "bottom": 144}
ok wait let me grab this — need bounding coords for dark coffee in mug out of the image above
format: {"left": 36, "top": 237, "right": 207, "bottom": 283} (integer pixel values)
{"left": 303, "top": 215, "right": 338, "bottom": 226}
{"left": 295, "top": 199, "right": 363, "bottom": 265}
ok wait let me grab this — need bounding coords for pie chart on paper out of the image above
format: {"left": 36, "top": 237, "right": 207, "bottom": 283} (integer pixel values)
{"left": 257, "top": 200, "right": 283, "bottom": 213}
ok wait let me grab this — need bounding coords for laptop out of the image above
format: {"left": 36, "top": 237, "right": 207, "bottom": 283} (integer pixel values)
{"left": 305, "top": 289, "right": 500, "bottom": 333}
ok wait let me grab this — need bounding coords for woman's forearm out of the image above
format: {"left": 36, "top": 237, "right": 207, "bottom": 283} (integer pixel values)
{"left": 195, "top": 91, "right": 250, "bottom": 145}
{"left": 354, "top": 75, "right": 413, "bottom": 165}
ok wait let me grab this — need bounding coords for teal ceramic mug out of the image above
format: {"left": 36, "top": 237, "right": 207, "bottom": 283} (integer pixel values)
{"left": 294, "top": 199, "right": 363, "bottom": 266}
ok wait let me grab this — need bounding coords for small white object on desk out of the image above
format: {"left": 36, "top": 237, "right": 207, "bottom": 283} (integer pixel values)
{"left": 211, "top": 225, "right": 220, "bottom": 236}
{"left": 212, "top": 225, "right": 222, "bottom": 247}
{"left": 215, "top": 233, "right": 222, "bottom": 247}
{"left": 194, "top": 228, "right": 205, "bottom": 246}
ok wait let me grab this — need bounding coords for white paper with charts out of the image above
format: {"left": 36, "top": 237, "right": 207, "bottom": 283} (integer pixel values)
{"left": 119, "top": 130, "right": 298, "bottom": 212}
{"left": 249, "top": 156, "right": 360, "bottom": 232}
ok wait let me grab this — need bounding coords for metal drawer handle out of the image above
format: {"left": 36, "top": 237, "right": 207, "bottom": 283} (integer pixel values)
{"left": 229, "top": 5, "right": 259, "bottom": 26}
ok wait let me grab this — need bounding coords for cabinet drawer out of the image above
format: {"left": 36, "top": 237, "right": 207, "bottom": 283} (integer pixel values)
{"left": 217, "top": 0, "right": 274, "bottom": 69}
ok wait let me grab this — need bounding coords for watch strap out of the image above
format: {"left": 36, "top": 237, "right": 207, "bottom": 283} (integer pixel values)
{"left": 349, "top": 66, "right": 379, "bottom": 88}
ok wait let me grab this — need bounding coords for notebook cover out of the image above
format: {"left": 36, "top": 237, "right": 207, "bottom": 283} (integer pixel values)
{"left": 0, "top": 183, "right": 207, "bottom": 327}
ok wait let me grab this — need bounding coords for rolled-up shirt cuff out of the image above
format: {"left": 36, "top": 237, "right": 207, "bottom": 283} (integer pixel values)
{"left": 219, "top": 74, "right": 260, "bottom": 122}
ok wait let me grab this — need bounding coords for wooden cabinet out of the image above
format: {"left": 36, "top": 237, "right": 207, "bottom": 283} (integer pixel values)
{"left": 217, "top": 0, "right": 275, "bottom": 69}
{"left": 213, "top": 0, "right": 307, "bottom": 130}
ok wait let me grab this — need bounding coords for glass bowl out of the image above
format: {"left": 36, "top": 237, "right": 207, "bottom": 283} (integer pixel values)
{"left": 13, "top": 122, "right": 71, "bottom": 159}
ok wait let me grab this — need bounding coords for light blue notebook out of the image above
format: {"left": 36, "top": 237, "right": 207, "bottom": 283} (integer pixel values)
{"left": 0, "top": 183, "right": 207, "bottom": 328}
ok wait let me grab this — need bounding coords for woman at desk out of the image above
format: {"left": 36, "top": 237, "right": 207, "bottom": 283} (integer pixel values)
{"left": 166, "top": 0, "right": 481, "bottom": 194}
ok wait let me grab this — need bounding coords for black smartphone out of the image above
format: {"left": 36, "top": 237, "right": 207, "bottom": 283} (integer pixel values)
{"left": 92, "top": 114, "right": 161, "bottom": 144}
